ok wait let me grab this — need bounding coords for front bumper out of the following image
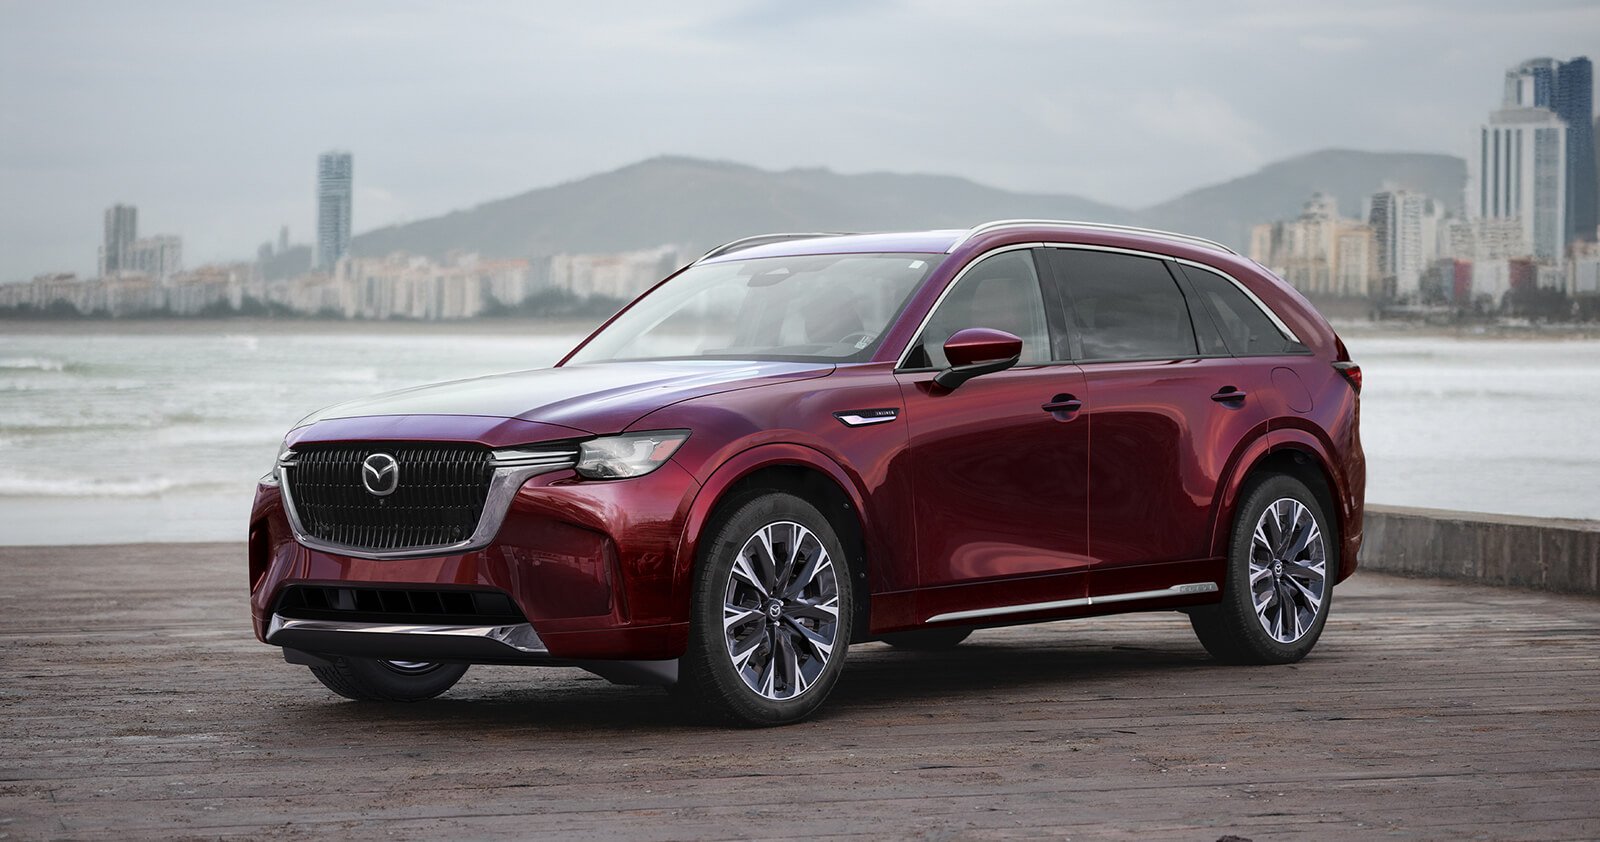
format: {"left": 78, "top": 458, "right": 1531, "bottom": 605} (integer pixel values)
{"left": 249, "top": 459, "right": 700, "bottom": 663}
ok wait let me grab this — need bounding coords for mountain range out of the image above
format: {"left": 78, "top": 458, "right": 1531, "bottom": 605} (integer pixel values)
{"left": 349, "top": 149, "right": 1468, "bottom": 262}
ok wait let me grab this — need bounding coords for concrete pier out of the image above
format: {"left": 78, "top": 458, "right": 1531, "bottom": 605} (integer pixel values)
{"left": 1363, "top": 504, "right": 1600, "bottom": 595}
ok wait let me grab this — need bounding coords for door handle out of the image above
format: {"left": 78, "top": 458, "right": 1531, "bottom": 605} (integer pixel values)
{"left": 1211, "top": 387, "right": 1248, "bottom": 404}
{"left": 1041, "top": 394, "right": 1083, "bottom": 414}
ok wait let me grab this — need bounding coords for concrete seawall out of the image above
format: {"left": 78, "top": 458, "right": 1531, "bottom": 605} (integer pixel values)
{"left": 1363, "top": 504, "right": 1600, "bottom": 595}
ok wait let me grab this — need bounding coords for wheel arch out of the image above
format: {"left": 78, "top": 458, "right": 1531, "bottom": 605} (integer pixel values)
{"left": 673, "top": 444, "right": 875, "bottom": 640}
{"left": 1211, "top": 429, "right": 1355, "bottom": 583}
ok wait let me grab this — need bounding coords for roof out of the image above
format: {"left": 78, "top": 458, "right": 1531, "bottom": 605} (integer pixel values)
{"left": 697, "top": 220, "right": 1235, "bottom": 263}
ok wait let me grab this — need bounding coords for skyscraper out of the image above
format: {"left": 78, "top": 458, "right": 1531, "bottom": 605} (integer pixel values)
{"left": 1473, "top": 104, "right": 1568, "bottom": 265}
{"left": 1504, "top": 57, "right": 1597, "bottom": 246}
{"left": 99, "top": 203, "right": 137, "bottom": 277}
{"left": 1369, "top": 189, "right": 1439, "bottom": 296}
{"left": 1552, "top": 57, "right": 1595, "bottom": 243}
{"left": 315, "top": 151, "right": 353, "bottom": 270}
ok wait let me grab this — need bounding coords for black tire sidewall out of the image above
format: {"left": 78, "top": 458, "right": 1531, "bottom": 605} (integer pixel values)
{"left": 684, "top": 491, "right": 855, "bottom": 726}
{"left": 312, "top": 657, "right": 468, "bottom": 702}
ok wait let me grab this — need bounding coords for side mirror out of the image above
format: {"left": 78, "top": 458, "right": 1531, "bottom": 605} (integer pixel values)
{"left": 933, "top": 328, "right": 1022, "bottom": 389}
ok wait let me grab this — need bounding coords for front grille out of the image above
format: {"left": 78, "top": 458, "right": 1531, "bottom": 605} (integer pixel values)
{"left": 284, "top": 443, "right": 496, "bottom": 552}
{"left": 275, "top": 585, "right": 527, "bottom": 625}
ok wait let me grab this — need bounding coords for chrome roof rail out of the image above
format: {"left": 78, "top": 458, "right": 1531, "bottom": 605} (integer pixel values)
{"left": 698, "top": 232, "right": 851, "bottom": 262}
{"left": 947, "top": 219, "right": 1237, "bottom": 255}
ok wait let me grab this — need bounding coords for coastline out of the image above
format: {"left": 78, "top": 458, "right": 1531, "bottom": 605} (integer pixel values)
{"left": 0, "top": 315, "right": 607, "bottom": 336}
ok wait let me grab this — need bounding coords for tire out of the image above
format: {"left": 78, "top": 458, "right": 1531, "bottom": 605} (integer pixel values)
{"left": 675, "top": 491, "right": 854, "bottom": 726}
{"left": 308, "top": 657, "right": 468, "bottom": 702}
{"left": 879, "top": 627, "right": 972, "bottom": 650}
{"left": 1189, "top": 474, "right": 1336, "bottom": 665}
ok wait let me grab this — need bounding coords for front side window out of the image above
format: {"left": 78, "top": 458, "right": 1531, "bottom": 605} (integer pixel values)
{"left": 904, "top": 250, "right": 1051, "bottom": 369}
{"left": 1179, "top": 264, "right": 1293, "bottom": 356}
{"left": 1051, "top": 250, "right": 1198, "bottom": 361}
{"left": 566, "top": 253, "right": 940, "bottom": 364}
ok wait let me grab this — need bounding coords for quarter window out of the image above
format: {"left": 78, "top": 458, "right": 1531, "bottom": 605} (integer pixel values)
{"left": 1051, "top": 250, "right": 1198, "bottom": 361}
{"left": 1179, "top": 264, "right": 1292, "bottom": 356}
{"left": 906, "top": 250, "right": 1050, "bottom": 369}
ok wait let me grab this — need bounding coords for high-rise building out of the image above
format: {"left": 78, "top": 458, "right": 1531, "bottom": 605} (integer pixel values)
{"left": 1369, "top": 189, "right": 1441, "bottom": 296}
{"left": 1552, "top": 57, "right": 1595, "bottom": 243}
{"left": 1472, "top": 105, "right": 1568, "bottom": 264}
{"left": 99, "top": 204, "right": 137, "bottom": 277}
{"left": 315, "top": 151, "right": 353, "bottom": 271}
{"left": 1505, "top": 58, "right": 1557, "bottom": 108}
{"left": 277, "top": 225, "right": 290, "bottom": 255}
{"left": 129, "top": 235, "right": 183, "bottom": 282}
{"left": 1503, "top": 56, "right": 1596, "bottom": 246}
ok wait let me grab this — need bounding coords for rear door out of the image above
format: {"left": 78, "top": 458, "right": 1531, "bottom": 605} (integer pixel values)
{"left": 1042, "top": 246, "right": 1271, "bottom": 598}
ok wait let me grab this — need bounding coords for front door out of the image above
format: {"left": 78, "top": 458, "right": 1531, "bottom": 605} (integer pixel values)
{"left": 895, "top": 248, "right": 1091, "bottom": 622}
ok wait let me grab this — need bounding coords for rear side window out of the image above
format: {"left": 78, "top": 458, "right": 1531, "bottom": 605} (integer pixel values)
{"left": 1179, "top": 264, "right": 1292, "bottom": 356}
{"left": 1049, "top": 250, "right": 1198, "bottom": 361}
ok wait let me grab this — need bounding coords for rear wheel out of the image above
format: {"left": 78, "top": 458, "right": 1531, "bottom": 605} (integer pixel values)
{"left": 1189, "top": 474, "right": 1334, "bottom": 664}
{"left": 879, "top": 628, "right": 972, "bottom": 650}
{"left": 308, "top": 657, "right": 468, "bottom": 701}
{"left": 676, "top": 491, "right": 854, "bottom": 726}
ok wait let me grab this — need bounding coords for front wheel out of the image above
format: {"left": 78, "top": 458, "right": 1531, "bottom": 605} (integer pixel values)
{"left": 308, "top": 657, "right": 468, "bottom": 701}
{"left": 1189, "top": 474, "right": 1335, "bottom": 664}
{"left": 675, "top": 491, "right": 854, "bottom": 726}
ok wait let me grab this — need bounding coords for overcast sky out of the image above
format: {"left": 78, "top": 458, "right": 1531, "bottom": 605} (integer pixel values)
{"left": 1, "top": 0, "right": 1597, "bottom": 280}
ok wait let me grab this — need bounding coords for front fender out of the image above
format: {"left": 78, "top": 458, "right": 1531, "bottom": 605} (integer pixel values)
{"left": 669, "top": 441, "right": 876, "bottom": 612}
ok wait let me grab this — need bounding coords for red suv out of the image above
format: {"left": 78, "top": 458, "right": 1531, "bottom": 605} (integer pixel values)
{"left": 249, "top": 220, "right": 1365, "bottom": 726}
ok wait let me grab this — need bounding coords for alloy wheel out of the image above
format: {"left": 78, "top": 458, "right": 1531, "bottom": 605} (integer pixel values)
{"left": 1249, "top": 498, "right": 1328, "bottom": 644}
{"left": 722, "top": 521, "right": 841, "bottom": 700}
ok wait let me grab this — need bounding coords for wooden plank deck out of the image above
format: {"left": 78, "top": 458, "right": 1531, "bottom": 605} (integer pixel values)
{"left": 2, "top": 543, "right": 1597, "bottom": 840}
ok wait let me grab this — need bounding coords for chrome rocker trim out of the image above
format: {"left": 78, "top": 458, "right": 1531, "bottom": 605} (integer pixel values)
{"left": 924, "top": 582, "right": 1219, "bottom": 624}
{"left": 277, "top": 450, "right": 575, "bottom": 561}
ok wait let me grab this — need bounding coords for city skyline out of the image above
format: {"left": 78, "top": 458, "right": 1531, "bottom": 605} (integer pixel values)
{"left": 3, "top": 1, "right": 1598, "bottom": 280}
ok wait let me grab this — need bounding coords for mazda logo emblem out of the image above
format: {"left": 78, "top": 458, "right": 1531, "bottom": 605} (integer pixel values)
{"left": 361, "top": 453, "right": 400, "bottom": 497}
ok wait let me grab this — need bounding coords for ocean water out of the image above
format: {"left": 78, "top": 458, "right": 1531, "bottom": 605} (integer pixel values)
{"left": 1, "top": 324, "right": 1596, "bottom": 545}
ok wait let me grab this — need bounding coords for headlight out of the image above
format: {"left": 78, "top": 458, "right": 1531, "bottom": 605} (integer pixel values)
{"left": 262, "top": 447, "right": 295, "bottom": 487}
{"left": 575, "top": 431, "right": 689, "bottom": 480}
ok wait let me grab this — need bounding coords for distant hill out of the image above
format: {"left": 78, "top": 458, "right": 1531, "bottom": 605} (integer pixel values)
{"left": 352, "top": 156, "right": 1131, "bottom": 260}
{"left": 350, "top": 150, "right": 1469, "bottom": 260}
{"left": 1140, "top": 149, "right": 1468, "bottom": 251}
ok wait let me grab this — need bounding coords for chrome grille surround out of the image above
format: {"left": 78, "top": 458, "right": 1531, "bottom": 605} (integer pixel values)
{"left": 278, "top": 442, "right": 578, "bottom": 559}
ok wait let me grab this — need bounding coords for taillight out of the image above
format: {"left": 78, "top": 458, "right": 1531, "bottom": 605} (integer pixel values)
{"left": 1333, "top": 361, "right": 1362, "bottom": 394}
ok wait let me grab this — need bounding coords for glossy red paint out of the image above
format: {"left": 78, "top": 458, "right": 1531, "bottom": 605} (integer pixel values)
{"left": 941, "top": 327, "right": 1023, "bottom": 366}
{"left": 248, "top": 221, "right": 1365, "bottom": 671}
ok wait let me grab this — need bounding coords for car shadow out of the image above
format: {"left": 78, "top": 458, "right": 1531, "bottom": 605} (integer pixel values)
{"left": 271, "top": 630, "right": 1220, "bottom": 735}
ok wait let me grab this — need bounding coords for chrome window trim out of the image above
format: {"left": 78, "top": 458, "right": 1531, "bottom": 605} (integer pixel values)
{"left": 924, "top": 582, "right": 1218, "bottom": 624}
{"left": 266, "top": 615, "right": 548, "bottom": 654}
{"left": 278, "top": 451, "right": 576, "bottom": 561}
{"left": 948, "top": 219, "right": 1237, "bottom": 256}
{"left": 1039, "top": 242, "right": 1304, "bottom": 346}
{"left": 892, "top": 242, "right": 1046, "bottom": 370}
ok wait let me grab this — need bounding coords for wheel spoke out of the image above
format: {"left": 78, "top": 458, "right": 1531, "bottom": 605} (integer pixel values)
{"left": 724, "top": 603, "right": 761, "bottom": 632}
{"left": 783, "top": 615, "right": 835, "bottom": 659}
{"left": 731, "top": 553, "right": 769, "bottom": 598}
{"left": 752, "top": 528, "right": 780, "bottom": 593}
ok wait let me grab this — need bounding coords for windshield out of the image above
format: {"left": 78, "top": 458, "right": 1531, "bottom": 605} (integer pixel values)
{"left": 566, "top": 253, "right": 942, "bottom": 364}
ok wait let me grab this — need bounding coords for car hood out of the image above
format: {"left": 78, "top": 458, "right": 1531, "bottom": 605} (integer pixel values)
{"left": 292, "top": 359, "right": 835, "bottom": 437}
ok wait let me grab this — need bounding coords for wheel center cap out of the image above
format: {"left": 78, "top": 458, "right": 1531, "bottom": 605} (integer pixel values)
{"left": 1273, "top": 560, "right": 1284, "bottom": 576}
{"left": 765, "top": 600, "right": 784, "bottom": 619}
